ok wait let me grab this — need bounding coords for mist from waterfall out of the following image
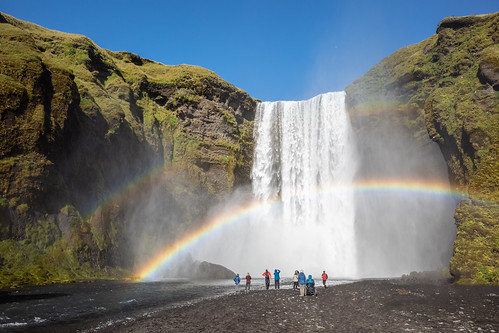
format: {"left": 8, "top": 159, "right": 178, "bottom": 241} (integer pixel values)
{"left": 353, "top": 111, "right": 457, "bottom": 277}
{"left": 191, "top": 91, "right": 456, "bottom": 279}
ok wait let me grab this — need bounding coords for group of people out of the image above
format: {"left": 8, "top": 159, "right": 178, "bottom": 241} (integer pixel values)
{"left": 233, "top": 269, "right": 328, "bottom": 296}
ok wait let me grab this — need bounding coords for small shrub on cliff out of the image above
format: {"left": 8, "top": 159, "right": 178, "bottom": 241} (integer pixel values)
{"left": 478, "top": 266, "right": 498, "bottom": 284}
{"left": 61, "top": 42, "right": 90, "bottom": 66}
{"left": 25, "top": 219, "right": 60, "bottom": 250}
{"left": 17, "top": 203, "right": 29, "bottom": 214}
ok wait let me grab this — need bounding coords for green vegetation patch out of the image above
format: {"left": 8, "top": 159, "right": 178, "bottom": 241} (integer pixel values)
{"left": 451, "top": 200, "right": 499, "bottom": 285}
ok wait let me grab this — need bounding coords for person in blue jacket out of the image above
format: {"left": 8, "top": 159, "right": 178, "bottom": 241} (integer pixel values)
{"left": 233, "top": 273, "right": 241, "bottom": 290}
{"left": 298, "top": 270, "right": 307, "bottom": 296}
{"left": 306, "top": 274, "right": 316, "bottom": 296}
{"left": 274, "top": 269, "right": 281, "bottom": 289}
{"left": 306, "top": 274, "right": 315, "bottom": 286}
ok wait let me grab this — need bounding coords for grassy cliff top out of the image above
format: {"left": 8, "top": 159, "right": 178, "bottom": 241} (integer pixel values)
{"left": 0, "top": 12, "right": 246, "bottom": 98}
{"left": 346, "top": 12, "right": 498, "bottom": 110}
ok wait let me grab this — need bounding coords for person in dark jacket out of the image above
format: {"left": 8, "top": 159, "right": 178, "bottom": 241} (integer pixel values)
{"left": 298, "top": 270, "right": 307, "bottom": 296}
{"left": 245, "top": 273, "right": 251, "bottom": 293}
{"left": 274, "top": 269, "right": 281, "bottom": 289}
{"left": 262, "top": 269, "right": 271, "bottom": 290}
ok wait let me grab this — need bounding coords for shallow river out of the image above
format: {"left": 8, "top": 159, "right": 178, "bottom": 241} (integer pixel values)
{"left": 0, "top": 278, "right": 245, "bottom": 332}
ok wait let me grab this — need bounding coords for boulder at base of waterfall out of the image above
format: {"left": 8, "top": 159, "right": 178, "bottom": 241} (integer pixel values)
{"left": 191, "top": 261, "right": 236, "bottom": 280}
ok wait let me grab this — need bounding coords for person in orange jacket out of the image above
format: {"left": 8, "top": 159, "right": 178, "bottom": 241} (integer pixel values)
{"left": 262, "top": 269, "right": 272, "bottom": 290}
{"left": 322, "top": 270, "right": 328, "bottom": 288}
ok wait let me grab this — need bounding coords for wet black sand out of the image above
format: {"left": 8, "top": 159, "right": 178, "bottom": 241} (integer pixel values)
{"left": 101, "top": 279, "right": 498, "bottom": 332}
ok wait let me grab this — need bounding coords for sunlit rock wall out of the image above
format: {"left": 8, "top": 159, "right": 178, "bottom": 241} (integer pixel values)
{"left": 0, "top": 12, "right": 257, "bottom": 286}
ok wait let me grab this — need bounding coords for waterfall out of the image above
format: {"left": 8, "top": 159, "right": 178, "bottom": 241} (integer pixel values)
{"left": 251, "top": 91, "right": 358, "bottom": 278}
{"left": 191, "top": 91, "right": 456, "bottom": 279}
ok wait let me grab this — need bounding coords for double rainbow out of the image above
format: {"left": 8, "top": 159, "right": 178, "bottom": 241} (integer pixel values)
{"left": 136, "top": 178, "right": 466, "bottom": 281}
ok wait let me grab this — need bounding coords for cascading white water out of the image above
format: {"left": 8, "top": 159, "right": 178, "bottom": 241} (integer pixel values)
{"left": 250, "top": 91, "right": 358, "bottom": 278}
{"left": 191, "top": 90, "right": 456, "bottom": 279}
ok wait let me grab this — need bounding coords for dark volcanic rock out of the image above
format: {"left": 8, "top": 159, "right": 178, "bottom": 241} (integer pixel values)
{"left": 193, "top": 261, "right": 236, "bottom": 279}
{"left": 478, "top": 60, "right": 499, "bottom": 90}
{"left": 436, "top": 14, "right": 493, "bottom": 32}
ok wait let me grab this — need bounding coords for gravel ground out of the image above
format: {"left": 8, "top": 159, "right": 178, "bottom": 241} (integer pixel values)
{"left": 100, "top": 279, "right": 498, "bottom": 332}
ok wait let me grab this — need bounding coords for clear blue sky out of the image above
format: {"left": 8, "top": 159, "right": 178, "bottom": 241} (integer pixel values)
{"left": 2, "top": 1, "right": 497, "bottom": 101}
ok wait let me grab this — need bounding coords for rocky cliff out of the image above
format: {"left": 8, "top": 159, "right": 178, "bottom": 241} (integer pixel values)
{"left": 0, "top": 13, "right": 257, "bottom": 287}
{"left": 346, "top": 13, "right": 498, "bottom": 284}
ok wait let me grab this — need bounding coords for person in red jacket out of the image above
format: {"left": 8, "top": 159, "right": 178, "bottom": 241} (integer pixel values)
{"left": 245, "top": 273, "right": 252, "bottom": 293}
{"left": 322, "top": 271, "right": 328, "bottom": 288}
{"left": 262, "top": 269, "right": 272, "bottom": 290}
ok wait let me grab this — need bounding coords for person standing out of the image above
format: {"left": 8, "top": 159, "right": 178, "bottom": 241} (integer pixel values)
{"left": 274, "top": 269, "right": 281, "bottom": 289}
{"left": 298, "top": 270, "right": 307, "bottom": 296}
{"left": 262, "top": 269, "right": 272, "bottom": 290}
{"left": 233, "top": 273, "right": 241, "bottom": 290}
{"left": 293, "top": 270, "right": 299, "bottom": 290}
{"left": 322, "top": 270, "right": 328, "bottom": 288}
{"left": 245, "top": 273, "right": 251, "bottom": 293}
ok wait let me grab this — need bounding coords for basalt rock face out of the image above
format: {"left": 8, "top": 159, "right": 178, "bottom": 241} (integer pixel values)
{"left": 0, "top": 13, "right": 257, "bottom": 287}
{"left": 164, "top": 254, "right": 236, "bottom": 279}
{"left": 346, "top": 13, "right": 498, "bottom": 284}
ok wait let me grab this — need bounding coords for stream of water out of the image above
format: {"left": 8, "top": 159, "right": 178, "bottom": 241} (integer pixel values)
{"left": 0, "top": 279, "right": 234, "bottom": 332}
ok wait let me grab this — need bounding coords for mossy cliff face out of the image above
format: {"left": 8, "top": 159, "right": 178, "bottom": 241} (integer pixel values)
{"left": 0, "top": 13, "right": 257, "bottom": 287}
{"left": 346, "top": 13, "right": 498, "bottom": 284}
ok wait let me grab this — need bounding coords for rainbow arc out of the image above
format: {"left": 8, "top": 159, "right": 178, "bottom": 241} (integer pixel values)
{"left": 136, "top": 178, "right": 468, "bottom": 281}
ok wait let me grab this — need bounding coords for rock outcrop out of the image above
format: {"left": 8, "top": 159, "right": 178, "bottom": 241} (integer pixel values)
{"left": 158, "top": 253, "right": 236, "bottom": 280}
{"left": 0, "top": 13, "right": 257, "bottom": 287}
{"left": 346, "top": 13, "right": 498, "bottom": 284}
